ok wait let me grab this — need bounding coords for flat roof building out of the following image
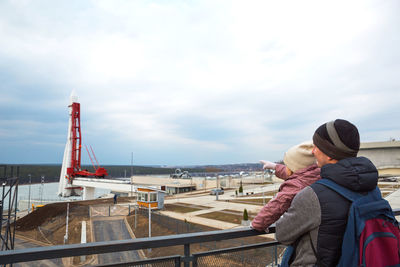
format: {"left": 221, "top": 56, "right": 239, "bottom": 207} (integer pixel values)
{"left": 358, "top": 140, "right": 400, "bottom": 177}
{"left": 137, "top": 186, "right": 166, "bottom": 209}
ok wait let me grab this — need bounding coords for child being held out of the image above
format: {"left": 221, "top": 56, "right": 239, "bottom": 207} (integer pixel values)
{"left": 251, "top": 141, "right": 320, "bottom": 232}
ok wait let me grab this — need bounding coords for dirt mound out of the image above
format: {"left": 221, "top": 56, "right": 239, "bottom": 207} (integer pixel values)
{"left": 15, "top": 197, "right": 134, "bottom": 231}
{"left": 16, "top": 202, "right": 70, "bottom": 230}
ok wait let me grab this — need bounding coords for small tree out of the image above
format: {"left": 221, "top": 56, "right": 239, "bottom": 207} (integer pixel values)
{"left": 243, "top": 208, "right": 249, "bottom": 221}
{"left": 238, "top": 181, "right": 243, "bottom": 194}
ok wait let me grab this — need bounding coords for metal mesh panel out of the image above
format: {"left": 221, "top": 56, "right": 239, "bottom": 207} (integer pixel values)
{"left": 195, "top": 245, "right": 285, "bottom": 267}
{"left": 14, "top": 259, "right": 63, "bottom": 267}
{"left": 125, "top": 259, "right": 178, "bottom": 267}
{"left": 95, "top": 255, "right": 181, "bottom": 267}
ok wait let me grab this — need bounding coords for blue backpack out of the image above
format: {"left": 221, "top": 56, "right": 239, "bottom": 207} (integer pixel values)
{"left": 316, "top": 179, "right": 400, "bottom": 267}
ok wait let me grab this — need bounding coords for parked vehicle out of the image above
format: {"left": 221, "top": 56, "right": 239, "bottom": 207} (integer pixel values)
{"left": 210, "top": 188, "right": 224, "bottom": 195}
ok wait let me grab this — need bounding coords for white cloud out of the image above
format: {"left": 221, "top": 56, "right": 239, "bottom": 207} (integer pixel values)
{"left": 0, "top": 0, "right": 399, "bottom": 164}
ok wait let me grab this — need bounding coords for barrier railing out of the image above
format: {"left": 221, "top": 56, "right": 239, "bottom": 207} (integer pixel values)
{"left": 0, "top": 209, "right": 399, "bottom": 266}
{"left": 0, "top": 226, "right": 276, "bottom": 266}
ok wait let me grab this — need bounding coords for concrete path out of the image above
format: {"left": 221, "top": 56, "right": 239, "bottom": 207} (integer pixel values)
{"left": 160, "top": 184, "right": 280, "bottom": 241}
{"left": 92, "top": 218, "right": 141, "bottom": 265}
{"left": 13, "top": 236, "right": 62, "bottom": 267}
{"left": 386, "top": 188, "right": 400, "bottom": 210}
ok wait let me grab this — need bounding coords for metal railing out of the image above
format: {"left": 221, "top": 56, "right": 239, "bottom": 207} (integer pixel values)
{"left": 0, "top": 226, "right": 277, "bottom": 266}
{"left": 0, "top": 209, "right": 399, "bottom": 266}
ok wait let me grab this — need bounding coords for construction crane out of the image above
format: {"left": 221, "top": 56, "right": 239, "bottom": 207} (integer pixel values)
{"left": 82, "top": 145, "right": 108, "bottom": 178}
{"left": 58, "top": 91, "right": 108, "bottom": 197}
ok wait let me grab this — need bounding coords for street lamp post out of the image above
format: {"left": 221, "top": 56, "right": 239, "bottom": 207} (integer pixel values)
{"left": 148, "top": 191, "right": 152, "bottom": 253}
{"left": 28, "top": 174, "right": 32, "bottom": 213}
{"left": 262, "top": 171, "right": 265, "bottom": 206}
{"left": 148, "top": 192, "right": 151, "bottom": 238}
{"left": 39, "top": 175, "right": 44, "bottom": 204}
{"left": 64, "top": 203, "right": 69, "bottom": 244}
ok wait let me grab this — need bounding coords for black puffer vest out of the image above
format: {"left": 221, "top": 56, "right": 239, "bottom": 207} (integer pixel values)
{"left": 310, "top": 157, "right": 378, "bottom": 267}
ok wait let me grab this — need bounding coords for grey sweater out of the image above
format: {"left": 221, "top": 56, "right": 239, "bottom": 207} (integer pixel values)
{"left": 275, "top": 186, "right": 321, "bottom": 267}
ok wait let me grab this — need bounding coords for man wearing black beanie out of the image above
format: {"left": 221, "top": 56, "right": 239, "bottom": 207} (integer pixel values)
{"left": 275, "top": 119, "right": 379, "bottom": 267}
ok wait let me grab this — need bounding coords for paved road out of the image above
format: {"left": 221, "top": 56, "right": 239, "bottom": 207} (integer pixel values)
{"left": 13, "top": 237, "right": 63, "bottom": 267}
{"left": 92, "top": 219, "right": 141, "bottom": 265}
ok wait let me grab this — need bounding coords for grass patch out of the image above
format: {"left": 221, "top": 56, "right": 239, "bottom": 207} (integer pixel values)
{"left": 222, "top": 209, "right": 258, "bottom": 218}
{"left": 250, "top": 191, "right": 277, "bottom": 197}
{"left": 164, "top": 203, "right": 209, "bottom": 213}
{"left": 379, "top": 184, "right": 400, "bottom": 189}
{"left": 226, "top": 198, "right": 271, "bottom": 206}
{"left": 198, "top": 210, "right": 256, "bottom": 224}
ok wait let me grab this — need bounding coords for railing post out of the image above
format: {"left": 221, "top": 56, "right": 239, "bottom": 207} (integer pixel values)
{"left": 175, "top": 256, "right": 181, "bottom": 267}
{"left": 135, "top": 206, "right": 137, "bottom": 228}
{"left": 184, "top": 243, "right": 190, "bottom": 267}
{"left": 192, "top": 255, "right": 197, "bottom": 267}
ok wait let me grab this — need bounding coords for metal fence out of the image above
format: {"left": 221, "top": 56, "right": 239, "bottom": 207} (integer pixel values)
{"left": 193, "top": 242, "right": 283, "bottom": 267}
{"left": 135, "top": 208, "right": 207, "bottom": 234}
{"left": 90, "top": 204, "right": 132, "bottom": 217}
{"left": 132, "top": 208, "right": 281, "bottom": 266}
{"left": 0, "top": 209, "right": 399, "bottom": 267}
{"left": 95, "top": 255, "right": 181, "bottom": 267}
{"left": 0, "top": 226, "right": 279, "bottom": 267}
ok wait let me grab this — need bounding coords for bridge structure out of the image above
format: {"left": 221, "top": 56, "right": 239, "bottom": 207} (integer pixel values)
{"left": 72, "top": 173, "right": 265, "bottom": 200}
{"left": 72, "top": 178, "right": 135, "bottom": 200}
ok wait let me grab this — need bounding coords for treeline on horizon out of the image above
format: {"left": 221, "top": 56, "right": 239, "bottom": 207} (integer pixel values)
{"left": 0, "top": 162, "right": 264, "bottom": 185}
{"left": 0, "top": 164, "right": 223, "bottom": 185}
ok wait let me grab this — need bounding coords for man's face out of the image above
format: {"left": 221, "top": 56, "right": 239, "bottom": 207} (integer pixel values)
{"left": 312, "top": 145, "right": 331, "bottom": 167}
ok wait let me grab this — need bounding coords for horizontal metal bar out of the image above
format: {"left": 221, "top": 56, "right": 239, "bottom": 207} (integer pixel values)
{"left": 93, "top": 254, "right": 181, "bottom": 267}
{"left": 193, "top": 240, "right": 280, "bottom": 258}
{"left": 0, "top": 227, "right": 269, "bottom": 264}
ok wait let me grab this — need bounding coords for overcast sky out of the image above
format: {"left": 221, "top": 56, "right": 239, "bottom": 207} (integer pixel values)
{"left": 0, "top": 0, "right": 399, "bottom": 166}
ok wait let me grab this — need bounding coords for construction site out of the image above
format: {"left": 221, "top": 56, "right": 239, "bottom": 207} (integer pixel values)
{"left": 2, "top": 93, "right": 399, "bottom": 266}
{"left": 2, "top": 174, "right": 398, "bottom": 266}
{"left": 11, "top": 182, "right": 284, "bottom": 266}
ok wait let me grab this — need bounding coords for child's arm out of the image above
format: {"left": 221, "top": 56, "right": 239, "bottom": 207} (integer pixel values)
{"left": 251, "top": 181, "right": 298, "bottom": 232}
{"left": 275, "top": 164, "right": 290, "bottom": 180}
{"left": 260, "top": 160, "right": 289, "bottom": 180}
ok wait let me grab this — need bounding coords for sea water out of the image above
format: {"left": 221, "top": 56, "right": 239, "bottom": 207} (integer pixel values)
{"left": 1, "top": 182, "right": 111, "bottom": 211}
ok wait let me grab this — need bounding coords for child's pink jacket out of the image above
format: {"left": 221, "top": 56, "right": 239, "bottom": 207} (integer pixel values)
{"left": 251, "top": 163, "right": 320, "bottom": 231}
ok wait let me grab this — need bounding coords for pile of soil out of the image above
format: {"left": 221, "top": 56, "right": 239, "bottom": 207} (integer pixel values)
{"left": 14, "top": 197, "right": 130, "bottom": 245}
{"left": 15, "top": 197, "right": 134, "bottom": 231}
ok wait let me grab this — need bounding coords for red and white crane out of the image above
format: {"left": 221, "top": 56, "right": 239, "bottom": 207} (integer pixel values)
{"left": 58, "top": 91, "right": 108, "bottom": 197}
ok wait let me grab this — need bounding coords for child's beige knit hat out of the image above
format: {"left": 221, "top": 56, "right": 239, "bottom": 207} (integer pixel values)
{"left": 283, "top": 141, "right": 316, "bottom": 173}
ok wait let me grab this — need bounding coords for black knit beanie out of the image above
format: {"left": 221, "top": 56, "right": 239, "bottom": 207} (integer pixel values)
{"left": 312, "top": 119, "right": 360, "bottom": 160}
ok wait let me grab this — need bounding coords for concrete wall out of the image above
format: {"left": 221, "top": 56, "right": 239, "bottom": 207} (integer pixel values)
{"left": 358, "top": 141, "right": 400, "bottom": 177}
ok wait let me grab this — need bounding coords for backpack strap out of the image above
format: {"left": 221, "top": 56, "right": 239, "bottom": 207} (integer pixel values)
{"left": 316, "top": 179, "right": 362, "bottom": 202}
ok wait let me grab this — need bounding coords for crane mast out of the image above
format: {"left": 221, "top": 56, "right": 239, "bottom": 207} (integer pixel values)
{"left": 67, "top": 102, "right": 82, "bottom": 178}
{"left": 58, "top": 91, "right": 108, "bottom": 197}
